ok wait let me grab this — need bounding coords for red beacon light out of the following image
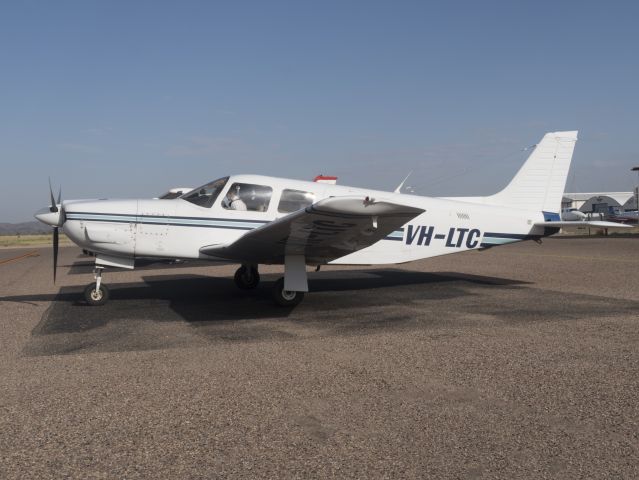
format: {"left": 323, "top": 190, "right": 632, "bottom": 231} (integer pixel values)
{"left": 313, "top": 175, "right": 338, "bottom": 184}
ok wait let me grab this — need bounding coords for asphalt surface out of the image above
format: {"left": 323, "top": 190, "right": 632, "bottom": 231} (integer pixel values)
{"left": 0, "top": 238, "right": 638, "bottom": 479}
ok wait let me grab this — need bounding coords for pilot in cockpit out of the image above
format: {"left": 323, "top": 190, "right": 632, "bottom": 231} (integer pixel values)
{"left": 223, "top": 187, "right": 247, "bottom": 211}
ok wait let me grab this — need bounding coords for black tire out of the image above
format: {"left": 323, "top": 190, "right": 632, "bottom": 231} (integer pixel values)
{"left": 272, "top": 277, "right": 304, "bottom": 307}
{"left": 234, "top": 266, "right": 260, "bottom": 290}
{"left": 84, "top": 282, "right": 110, "bottom": 306}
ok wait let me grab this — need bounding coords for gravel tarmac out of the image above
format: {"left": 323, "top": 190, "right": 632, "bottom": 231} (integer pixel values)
{"left": 0, "top": 237, "right": 638, "bottom": 479}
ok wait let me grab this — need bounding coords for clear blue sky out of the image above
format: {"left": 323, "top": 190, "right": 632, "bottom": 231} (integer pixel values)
{"left": 1, "top": 0, "right": 638, "bottom": 222}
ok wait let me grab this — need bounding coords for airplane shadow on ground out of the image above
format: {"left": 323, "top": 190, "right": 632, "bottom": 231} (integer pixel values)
{"left": 6, "top": 268, "right": 531, "bottom": 356}
{"left": 11, "top": 268, "right": 638, "bottom": 356}
{"left": 6, "top": 269, "right": 528, "bottom": 324}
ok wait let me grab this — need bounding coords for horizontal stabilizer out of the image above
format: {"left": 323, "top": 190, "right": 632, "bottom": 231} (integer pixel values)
{"left": 534, "top": 221, "right": 633, "bottom": 229}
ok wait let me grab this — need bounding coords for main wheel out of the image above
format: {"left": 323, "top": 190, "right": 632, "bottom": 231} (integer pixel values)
{"left": 84, "top": 282, "right": 110, "bottom": 306}
{"left": 272, "top": 277, "right": 304, "bottom": 307}
{"left": 234, "top": 265, "right": 260, "bottom": 290}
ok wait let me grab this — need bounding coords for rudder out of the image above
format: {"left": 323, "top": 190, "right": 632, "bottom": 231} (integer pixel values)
{"left": 489, "top": 131, "right": 578, "bottom": 212}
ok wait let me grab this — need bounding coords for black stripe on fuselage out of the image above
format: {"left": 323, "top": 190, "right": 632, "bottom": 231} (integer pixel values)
{"left": 480, "top": 231, "right": 549, "bottom": 248}
{"left": 483, "top": 232, "right": 532, "bottom": 239}
{"left": 67, "top": 217, "right": 256, "bottom": 231}
{"left": 67, "top": 212, "right": 269, "bottom": 224}
{"left": 67, "top": 212, "right": 408, "bottom": 236}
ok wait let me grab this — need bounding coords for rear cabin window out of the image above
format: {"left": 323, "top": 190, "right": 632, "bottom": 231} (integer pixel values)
{"left": 278, "top": 189, "right": 316, "bottom": 213}
{"left": 221, "top": 183, "right": 273, "bottom": 212}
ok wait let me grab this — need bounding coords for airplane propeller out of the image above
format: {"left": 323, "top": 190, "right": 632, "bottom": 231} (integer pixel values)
{"left": 47, "top": 178, "right": 63, "bottom": 282}
{"left": 53, "top": 223, "right": 59, "bottom": 282}
{"left": 48, "top": 178, "right": 58, "bottom": 213}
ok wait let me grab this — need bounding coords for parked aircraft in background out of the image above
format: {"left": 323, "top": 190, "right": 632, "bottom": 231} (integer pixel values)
{"left": 36, "top": 131, "right": 628, "bottom": 307}
{"left": 156, "top": 187, "right": 193, "bottom": 200}
{"left": 561, "top": 208, "right": 587, "bottom": 221}
{"left": 607, "top": 210, "right": 639, "bottom": 224}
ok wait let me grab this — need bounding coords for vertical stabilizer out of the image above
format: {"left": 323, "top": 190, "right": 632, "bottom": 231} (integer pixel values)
{"left": 489, "top": 131, "right": 578, "bottom": 212}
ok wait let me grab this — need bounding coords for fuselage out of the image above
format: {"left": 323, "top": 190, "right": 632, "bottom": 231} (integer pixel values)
{"left": 59, "top": 174, "right": 550, "bottom": 266}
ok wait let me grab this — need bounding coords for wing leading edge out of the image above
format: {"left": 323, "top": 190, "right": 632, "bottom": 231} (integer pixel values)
{"left": 200, "top": 196, "right": 424, "bottom": 264}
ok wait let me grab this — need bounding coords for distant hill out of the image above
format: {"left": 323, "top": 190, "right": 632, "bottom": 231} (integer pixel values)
{"left": 0, "top": 221, "right": 52, "bottom": 235}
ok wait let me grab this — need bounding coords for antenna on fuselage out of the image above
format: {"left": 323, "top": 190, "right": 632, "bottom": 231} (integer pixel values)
{"left": 394, "top": 172, "right": 412, "bottom": 194}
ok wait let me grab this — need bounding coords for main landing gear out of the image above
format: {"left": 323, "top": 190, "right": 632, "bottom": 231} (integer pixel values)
{"left": 271, "top": 277, "right": 304, "bottom": 307}
{"left": 84, "top": 266, "right": 109, "bottom": 306}
{"left": 234, "top": 264, "right": 260, "bottom": 290}
{"left": 234, "top": 257, "right": 308, "bottom": 307}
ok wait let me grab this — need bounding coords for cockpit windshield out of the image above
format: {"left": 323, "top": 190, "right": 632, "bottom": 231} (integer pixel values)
{"left": 180, "top": 177, "right": 229, "bottom": 208}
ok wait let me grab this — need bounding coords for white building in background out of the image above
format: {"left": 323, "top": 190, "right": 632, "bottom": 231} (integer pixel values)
{"left": 562, "top": 192, "right": 638, "bottom": 214}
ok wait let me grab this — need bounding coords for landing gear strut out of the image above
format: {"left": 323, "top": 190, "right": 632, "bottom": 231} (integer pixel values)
{"left": 234, "top": 264, "right": 260, "bottom": 290}
{"left": 84, "top": 266, "right": 110, "bottom": 306}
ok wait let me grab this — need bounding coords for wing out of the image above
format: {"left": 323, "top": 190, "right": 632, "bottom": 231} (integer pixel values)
{"left": 534, "top": 221, "right": 633, "bottom": 228}
{"left": 200, "top": 196, "right": 424, "bottom": 264}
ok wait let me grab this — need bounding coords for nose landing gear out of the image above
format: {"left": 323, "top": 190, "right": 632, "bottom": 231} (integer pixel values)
{"left": 84, "top": 266, "right": 109, "bottom": 306}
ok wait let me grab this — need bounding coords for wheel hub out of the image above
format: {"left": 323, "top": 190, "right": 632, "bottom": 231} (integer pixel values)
{"left": 281, "top": 289, "right": 296, "bottom": 301}
{"left": 90, "top": 289, "right": 103, "bottom": 301}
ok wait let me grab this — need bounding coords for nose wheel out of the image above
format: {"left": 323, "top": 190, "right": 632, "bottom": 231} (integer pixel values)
{"left": 84, "top": 282, "right": 110, "bottom": 306}
{"left": 84, "top": 267, "right": 109, "bottom": 306}
{"left": 234, "top": 265, "right": 260, "bottom": 290}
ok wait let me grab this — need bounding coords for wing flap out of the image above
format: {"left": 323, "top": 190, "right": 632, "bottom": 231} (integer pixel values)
{"left": 200, "top": 196, "right": 423, "bottom": 264}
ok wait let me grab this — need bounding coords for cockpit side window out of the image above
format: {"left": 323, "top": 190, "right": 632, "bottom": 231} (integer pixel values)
{"left": 278, "top": 189, "right": 316, "bottom": 213}
{"left": 222, "top": 183, "right": 273, "bottom": 212}
{"left": 181, "top": 177, "right": 229, "bottom": 208}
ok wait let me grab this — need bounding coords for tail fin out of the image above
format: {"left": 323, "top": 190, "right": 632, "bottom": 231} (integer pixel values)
{"left": 489, "top": 131, "right": 578, "bottom": 212}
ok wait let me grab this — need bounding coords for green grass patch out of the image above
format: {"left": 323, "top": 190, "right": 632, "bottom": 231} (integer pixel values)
{"left": 0, "top": 234, "right": 72, "bottom": 247}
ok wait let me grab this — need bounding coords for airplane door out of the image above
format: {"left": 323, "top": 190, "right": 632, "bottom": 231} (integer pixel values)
{"left": 135, "top": 200, "right": 176, "bottom": 257}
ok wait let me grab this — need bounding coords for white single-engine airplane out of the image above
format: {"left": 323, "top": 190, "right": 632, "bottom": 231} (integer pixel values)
{"left": 35, "top": 131, "right": 626, "bottom": 306}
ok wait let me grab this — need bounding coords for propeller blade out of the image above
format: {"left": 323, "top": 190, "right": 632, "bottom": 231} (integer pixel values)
{"left": 48, "top": 178, "right": 58, "bottom": 213}
{"left": 53, "top": 227, "right": 59, "bottom": 283}
{"left": 57, "top": 186, "right": 62, "bottom": 205}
